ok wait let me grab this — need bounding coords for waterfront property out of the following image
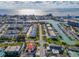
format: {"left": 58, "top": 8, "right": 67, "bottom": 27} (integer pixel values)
{"left": 68, "top": 50, "right": 79, "bottom": 57}
{"left": 47, "top": 45, "right": 63, "bottom": 54}
{"left": 46, "top": 44, "right": 64, "bottom": 57}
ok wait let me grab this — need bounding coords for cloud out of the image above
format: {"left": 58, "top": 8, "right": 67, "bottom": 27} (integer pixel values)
{"left": 0, "top": 1, "right": 79, "bottom": 16}
{"left": 0, "top": 1, "right": 79, "bottom": 9}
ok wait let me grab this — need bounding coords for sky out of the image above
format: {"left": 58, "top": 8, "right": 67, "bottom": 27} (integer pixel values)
{"left": 0, "top": 1, "right": 79, "bottom": 9}
{"left": 0, "top": 1, "right": 79, "bottom": 16}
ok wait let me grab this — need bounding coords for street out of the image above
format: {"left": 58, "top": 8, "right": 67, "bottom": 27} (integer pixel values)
{"left": 39, "top": 23, "right": 46, "bottom": 57}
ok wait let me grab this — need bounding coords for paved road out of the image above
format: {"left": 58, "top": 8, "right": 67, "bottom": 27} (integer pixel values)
{"left": 39, "top": 23, "right": 46, "bottom": 57}
{"left": 43, "top": 24, "right": 48, "bottom": 37}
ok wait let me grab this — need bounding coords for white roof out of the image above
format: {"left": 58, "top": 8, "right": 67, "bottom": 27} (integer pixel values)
{"left": 48, "top": 27, "right": 52, "bottom": 30}
{"left": 36, "top": 51, "right": 40, "bottom": 55}
{"left": 5, "top": 46, "right": 20, "bottom": 51}
{"left": 46, "top": 24, "right": 50, "bottom": 27}
{"left": 27, "top": 26, "right": 32, "bottom": 36}
{"left": 52, "top": 49, "right": 59, "bottom": 54}
{"left": 49, "top": 30, "right": 56, "bottom": 36}
{"left": 47, "top": 47, "right": 50, "bottom": 50}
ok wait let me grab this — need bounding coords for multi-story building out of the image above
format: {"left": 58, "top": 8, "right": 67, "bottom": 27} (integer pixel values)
{"left": 5, "top": 45, "right": 24, "bottom": 57}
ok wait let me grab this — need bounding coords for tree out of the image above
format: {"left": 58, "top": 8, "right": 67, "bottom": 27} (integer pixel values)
{"left": 62, "top": 42, "right": 67, "bottom": 45}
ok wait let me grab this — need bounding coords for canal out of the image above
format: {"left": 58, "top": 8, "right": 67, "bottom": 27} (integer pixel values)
{"left": 44, "top": 20, "right": 76, "bottom": 45}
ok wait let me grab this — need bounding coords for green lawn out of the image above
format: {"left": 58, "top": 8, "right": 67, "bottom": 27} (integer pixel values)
{"left": 43, "top": 35, "right": 68, "bottom": 46}
{"left": 0, "top": 37, "right": 16, "bottom": 42}
{"left": 74, "top": 41, "right": 79, "bottom": 46}
{"left": 35, "top": 42, "right": 40, "bottom": 46}
{"left": 0, "top": 42, "right": 23, "bottom": 47}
